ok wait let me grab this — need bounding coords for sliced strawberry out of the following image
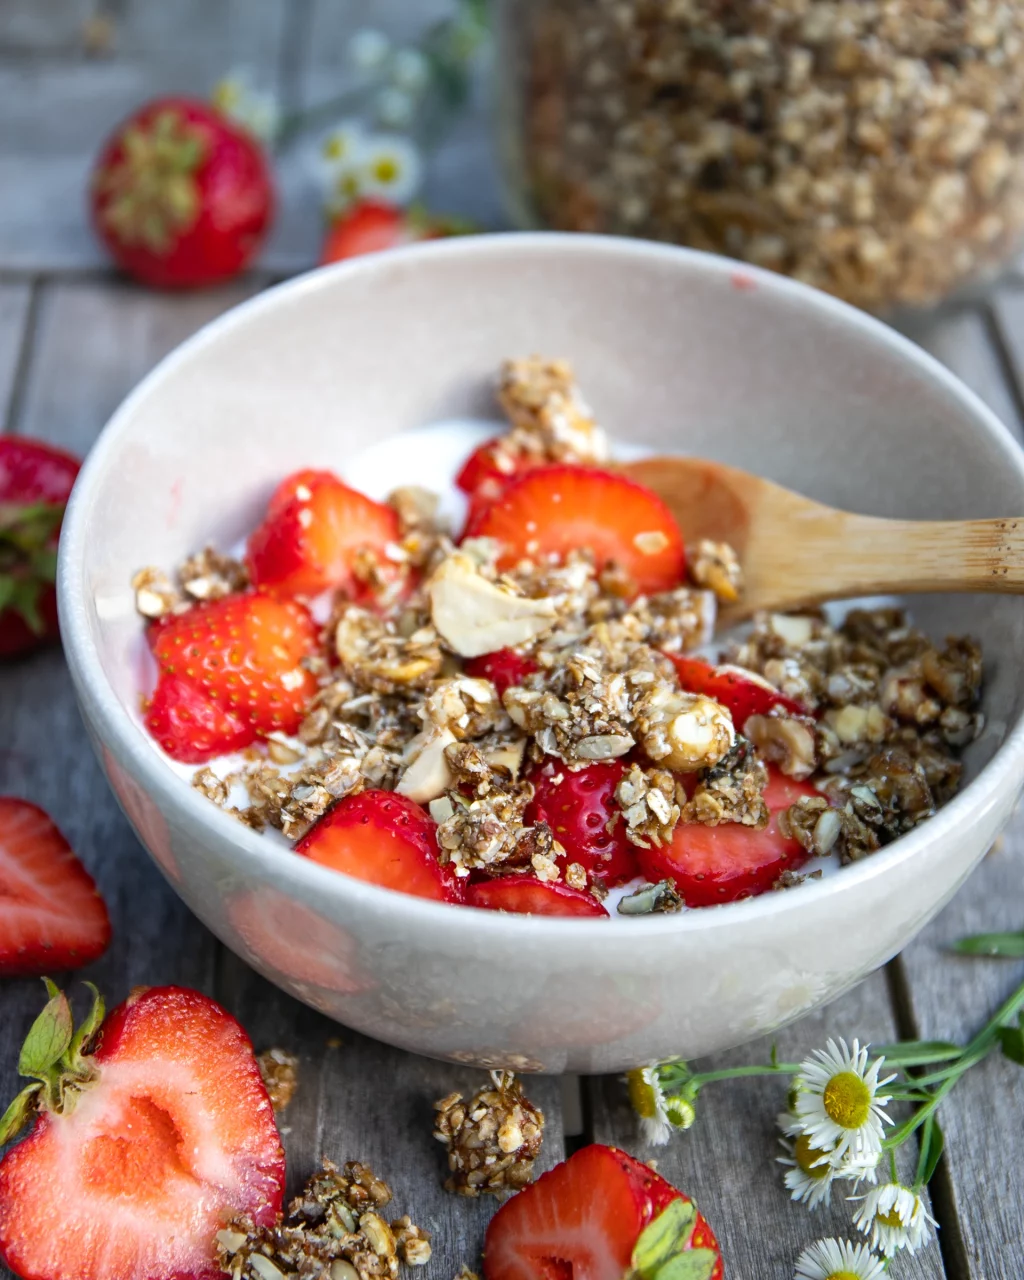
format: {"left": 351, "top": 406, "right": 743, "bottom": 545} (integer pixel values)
{"left": 247, "top": 469, "right": 400, "bottom": 598}
{"left": 148, "top": 591, "right": 318, "bottom": 740}
{"left": 0, "top": 798, "right": 111, "bottom": 977}
{"left": 0, "top": 985, "right": 284, "bottom": 1280}
{"left": 466, "top": 466, "right": 685, "bottom": 597}
{"left": 482, "top": 1143, "right": 722, "bottom": 1280}
{"left": 669, "top": 654, "right": 808, "bottom": 728}
{"left": 463, "top": 649, "right": 538, "bottom": 697}
{"left": 145, "top": 673, "right": 253, "bottom": 762}
{"left": 455, "top": 437, "right": 544, "bottom": 523}
{"left": 466, "top": 876, "right": 609, "bottom": 918}
{"left": 295, "top": 789, "right": 464, "bottom": 904}
{"left": 320, "top": 200, "right": 406, "bottom": 262}
{"left": 638, "top": 766, "right": 820, "bottom": 907}
{"left": 524, "top": 759, "right": 638, "bottom": 886}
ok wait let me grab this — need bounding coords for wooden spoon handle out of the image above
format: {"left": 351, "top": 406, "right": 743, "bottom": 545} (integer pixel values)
{"left": 739, "top": 513, "right": 1024, "bottom": 615}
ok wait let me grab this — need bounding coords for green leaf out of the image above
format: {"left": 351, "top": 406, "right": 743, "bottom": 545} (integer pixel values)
{"left": 872, "top": 1040, "right": 961, "bottom": 1065}
{"left": 651, "top": 1250, "right": 719, "bottom": 1280}
{"left": 0, "top": 500, "right": 65, "bottom": 550}
{"left": 998, "top": 1014, "right": 1024, "bottom": 1067}
{"left": 953, "top": 930, "right": 1024, "bottom": 957}
{"left": 916, "top": 1117, "right": 945, "bottom": 1187}
{"left": 68, "top": 983, "right": 105, "bottom": 1063}
{"left": 42, "top": 977, "right": 60, "bottom": 1001}
{"left": 0, "top": 1085, "right": 40, "bottom": 1146}
{"left": 18, "top": 990, "right": 73, "bottom": 1079}
{"left": 632, "top": 1200, "right": 697, "bottom": 1278}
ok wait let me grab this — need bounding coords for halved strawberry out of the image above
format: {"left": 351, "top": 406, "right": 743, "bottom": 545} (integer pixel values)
{"left": 0, "top": 984, "right": 284, "bottom": 1280}
{"left": 295, "top": 789, "right": 464, "bottom": 904}
{"left": 247, "top": 469, "right": 400, "bottom": 599}
{"left": 482, "top": 1143, "right": 723, "bottom": 1280}
{"left": 0, "top": 799, "right": 111, "bottom": 978}
{"left": 525, "top": 759, "right": 638, "bottom": 886}
{"left": 466, "top": 876, "right": 609, "bottom": 918}
{"left": 638, "top": 766, "right": 820, "bottom": 906}
{"left": 463, "top": 649, "right": 538, "bottom": 698}
{"left": 148, "top": 591, "right": 318, "bottom": 747}
{"left": 669, "top": 654, "right": 808, "bottom": 729}
{"left": 466, "top": 466, "right": 685, "bottom": 597}
{"left": 455, "top": 437, "right": 544, "bottom": 524}
{"left": 144, "top": 673, "right": 252, "bottom": 763}
{"left": 319, "top": 199, "right": 472, "bottom": 265}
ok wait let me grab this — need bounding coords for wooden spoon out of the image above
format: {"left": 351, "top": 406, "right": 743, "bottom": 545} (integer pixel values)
{"left": 621, "top": 455, "right": 1024, "bottom": 622}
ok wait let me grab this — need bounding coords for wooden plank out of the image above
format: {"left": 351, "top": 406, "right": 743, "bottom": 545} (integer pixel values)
{"left": 12, "top": 278, "right": 259, "bottom": 452}
{"left": 0, "top": 281, "right": 32, "bottom": 430}
{"left": 898, "top": 306, "right": 1024, "bottom": 440}
{"left": 0, "top": 0, "right": 92, "bottom": 54}
{"left": 219, "top": 948, "right": 566, "bottom": 1274}
{"left": 589, "top": 975, "right": 944, "bottom": 1279}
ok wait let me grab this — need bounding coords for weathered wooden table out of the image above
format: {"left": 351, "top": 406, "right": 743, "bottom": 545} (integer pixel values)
{"left": 2, "top": 4, "right": 1023, "bottom": 1278}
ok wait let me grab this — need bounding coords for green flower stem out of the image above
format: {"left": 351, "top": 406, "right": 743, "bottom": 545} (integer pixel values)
{"left": 275, "top": 87, "right": 370, "bottom": 148}
{"left": 686, "top": 1063, "right": 802, "bottom": 1088}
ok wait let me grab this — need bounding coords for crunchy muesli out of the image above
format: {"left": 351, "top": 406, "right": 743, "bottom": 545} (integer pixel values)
{"left": 433, "top": 1071, "right": 545, "bottom": 1197}
{"left": 257, "top": 1047, "right": 299, "bottom": 1113}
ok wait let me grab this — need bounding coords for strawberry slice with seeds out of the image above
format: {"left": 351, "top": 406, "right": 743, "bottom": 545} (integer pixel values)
{"left": 147, "top": 591, "right": 318, "bottom": 749}
{"left": 0, "top": 799, "right": 111, "bottom": 978}
{"left": 669, "top": 654, "right": 808, "bottom": 729}
{"left": 0, "top": 984, "right": 284, "bottom": 1280}
{"left": 247, "top": 469, "right": 400, "bottom": 598}
{"left": 637, "top": 766, "right": 820, "bottom": 906}
{"left": 466, "top": 876, "right": 609, "bottom": 918}
{"left": 463, "top": 649, "right": 538, "bottom": 697}
{"left": 525, "top": 758, "right": 638, "bottom": 887}
{"left": 296, "top": 789, "right": 465, "bottom": 904}
{"left": 482, "top": 1143, "right": 723, "bottom": 1280}
{"left": 455, "top": 437, "right": 544, "bottom": 525}
{"left": 466, "top": 466, "right": 685, "bottom": 597}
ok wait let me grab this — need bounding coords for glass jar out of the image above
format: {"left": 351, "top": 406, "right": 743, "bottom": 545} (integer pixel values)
{"left": 495, "top": 0, "right": 1024, "bottom": 313}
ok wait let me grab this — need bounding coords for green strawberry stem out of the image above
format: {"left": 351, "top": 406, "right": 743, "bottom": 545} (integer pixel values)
{"left": 0, "top": 499, "right": 64, "bottom": 633}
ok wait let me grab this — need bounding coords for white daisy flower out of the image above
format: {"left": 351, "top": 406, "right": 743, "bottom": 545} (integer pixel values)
{"left": 837, "top": 1148, "right": 881, "bottom": 1187}
{"left": 793, "top": 1237, "right": 886, "bottom": 1280}
{"left": 778, "top": 1132, "right": 840, "bottom": 1209}
{"left": 375, "top": 86, "right": 415, "bottom": 129}
{"left": 626, "top": 1066, "right": 673, "bottom": 1145}
{"left": 348, "top": 28, "right": 390, "bottom": 71}
{"left": 792, "top": 1038, "right": 895, "bottom": 1164}
{"left": 850, "top": 1181, "right": 938, "bottom": 1256}
{"left": 211, "top": 69, "right": 280, "bottom": 142}
{"left": 390, "top": 47, "right": 430, "bottom": 94}
{"left": 321, "top": 121, "right": 367, "bottom": 168}
{"left": 359, "top": 135, "right": 423, "bottom": 204}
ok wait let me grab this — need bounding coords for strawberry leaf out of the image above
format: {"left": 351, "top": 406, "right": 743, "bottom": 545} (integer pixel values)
{"left": 0, "top": 574, "right": 48, "bottom": 634}
{"left": 632, "top": 1199, "right": 697, "bottom": 1278}
{"left": 68, "top": 982, "right": 105, "bottom": 1063}
{"left": 18, "top": 990, "right": 73, "bottom": 1079}
{"left": 651, "top": 1250, "right": 719, "bottom": 1280}
{"left": 0, "top": 1084, "right": 41, "bottom": 1146}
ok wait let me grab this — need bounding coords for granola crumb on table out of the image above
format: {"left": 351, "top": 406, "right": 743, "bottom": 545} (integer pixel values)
{"left": 433, "top": 1071, "right": 545, "bottom": 1198}
{"left": 140, "top": 355, "right": 985, "bottom": 911}
{"left": 256, "top": 1047, "right": 299, "bottom": 1113}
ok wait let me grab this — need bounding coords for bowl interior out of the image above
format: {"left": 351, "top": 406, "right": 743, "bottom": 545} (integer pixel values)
{"left": 67, "top": 233, "right": 1024, "bottom": 879}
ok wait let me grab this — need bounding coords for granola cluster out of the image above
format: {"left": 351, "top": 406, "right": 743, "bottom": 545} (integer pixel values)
{"left": 433, "top": 1071, "right": 545, "bottom": 1197}
{"left": 509, "top": 0, "right": 1024, "bottom": 312}
{"left": 216, "top": 1160, "right": 431, "bottom": 1280}
{"left": 257, "top": 1047, "right": 299, "bottom": 1113}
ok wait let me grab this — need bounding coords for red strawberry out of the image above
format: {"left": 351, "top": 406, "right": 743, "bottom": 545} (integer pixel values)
{"left": 669, "top": 654, "right": 808, "bottom": 728}
{"left": 466, "top": 876, "right": 609, "bottom": 918}
{"left": 466, "top": 466, "right": 686, "bottom": 597}
{"left": 247, "top": 469, "right": 400, "bottom": 599}
{"left": 144, "top": 673, "right": 253, "bottom": 763}
{"left": 0, "top": 984, "right": 284, "bottom": 1280}
{"left": 525, "top": 759, "right": 638, "bottom": 886}
{"left": 90, "top": 98, "right": 274, "bottom": 289}
{"left": 147, "top": 592, "right": 318, "bottom": 757}
{"left": 319, "top": 199, "right": 472, "bottom": 264}
{"left": 455, "top": 437, "right": 544, "bottom": 524}
{"left": 0, "top": 438, "right": 80, "bottom": 660}
{"left": 638, "top": 766, "right": 820, "bottom": 906}
{"left": 463, "top": 649, "right": 538, "bottom": 697}
{"left": 0, "top": 799, "right": 111, "bottom": 977}
{"left": 296, "top": 790, "right": 464, "bottom": 904}
{"left": 482, "top": 1143, "right": 723, "bottom": 1280}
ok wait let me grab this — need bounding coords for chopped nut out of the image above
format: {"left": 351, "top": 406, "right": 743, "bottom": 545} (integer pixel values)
{"left": 434, "top": 1071, "right": 545, "bottom": 1197}
{"left": 256, "top": 1047, "right": 299, "bottom": 1112}
{"left": 390, "top": 1217, "right": 432, "bottom": 1267}
{"left": 428, "top": 552, "right": 557, "bottom": 657}
{"left": 636, "top": 688, "right": 735, "bottom": 772}
{"left": 336, "top": 607, "right": 443, "bottom": 692}
{"left": 396, "top": 727, "right": 458, "bottom": 803}
{"left": 617, "top": 879, "right": 685, "bottom": 914}
{"left": 688, "top": 540, "right": 743, "bottom": 604}
{"left": 132, "top": 565, "right": 182, "bottom": 618}
{"left": 179, "top": 546, "right": 249, "bottom": 601}
{"left": 746, "top": 714, "right": 817, "bottom": 780}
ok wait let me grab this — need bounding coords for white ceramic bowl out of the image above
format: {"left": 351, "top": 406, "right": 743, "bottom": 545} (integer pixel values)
{"left": 59, "top": 234, "right": 1024, "bottom": 1074}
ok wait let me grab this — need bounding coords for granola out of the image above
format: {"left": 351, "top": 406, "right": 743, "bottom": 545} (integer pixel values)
{"left": 257, "top": 1047, "right": 299, "bottom": 1112}
{"left": 433, "top": 1071, "right": 545, "bottom": 1197}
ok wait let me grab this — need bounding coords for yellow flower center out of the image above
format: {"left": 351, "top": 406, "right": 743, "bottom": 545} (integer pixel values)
{"left": 626, "top": 1069, "right": 657, "bottom": 1119}
{"left": 877, "top": 1205, "right": 906, "bottom": 1228}
{"left": 822, "top": 1071, "right": 872, "bottom": 1129}
{"left": 323, "top": 136, "right": 349, "bottom": 161}
{"left": 825, "top": 1272, "right": 860, "bottom": 1280}
{"left": 794, "top": 1133, "right": 833, "bottom": 1179}
{"left": 372, "top": 156, "right": 400, "bottom": 184}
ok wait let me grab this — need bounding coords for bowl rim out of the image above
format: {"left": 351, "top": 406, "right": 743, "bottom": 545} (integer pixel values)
{"left": 58, "top": 230, "right": 1024, "bottom": 942}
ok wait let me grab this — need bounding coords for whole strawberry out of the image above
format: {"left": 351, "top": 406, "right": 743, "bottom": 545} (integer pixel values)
{"left": 90, "top": 98, "right": 274, "bottom": 289}
{"left": 0, "top": 983, "right": 285, "bottom": 1280}
{"left": 0, "top": 438, "right": 80, "bottom": 660}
